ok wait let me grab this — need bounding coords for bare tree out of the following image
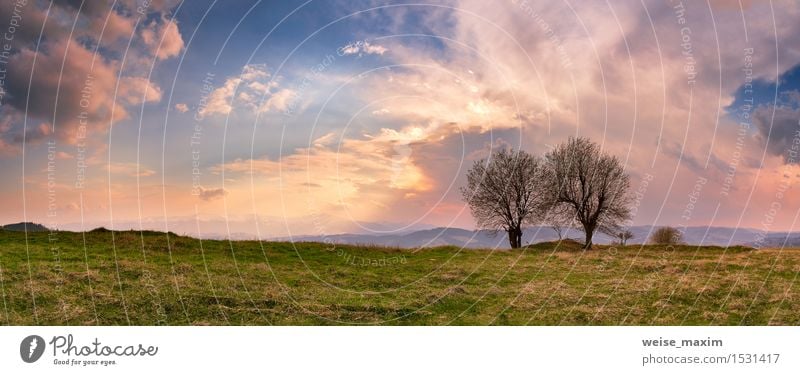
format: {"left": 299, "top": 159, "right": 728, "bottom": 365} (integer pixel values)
{"left": 649, "top": 227, "right": 683, "bottom": 245}
{"left": 545, "top": 203, "right": 575, "bottom": 240}
{"left": 617, "top": 230, "right": 634, "bottom": 246}
{"left": 461, "top": 148, "right": 549, "bottom": 248}
{"left": 545, "top": 137, "right": 632, "bottom": 249}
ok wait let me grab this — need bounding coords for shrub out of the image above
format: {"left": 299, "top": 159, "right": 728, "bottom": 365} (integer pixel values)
{"left": 649, "top": 227, "right": 683, "bottom": 245}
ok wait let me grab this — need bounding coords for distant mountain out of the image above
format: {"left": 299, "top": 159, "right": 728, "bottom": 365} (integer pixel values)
{"left": 746, "top": 233, "right": 800, "bottom": 248}
{"left": 284, "top": 225, "right": 791, "bottom": 249}
{"left": 4, "top": 220, "right": 796, "bottom": 249}
{"left": 619, "top": 226, "right": 766, "bottom": 247}
{"left": 284, "top": 227, "right": 510, "bottom": 249}
{"left": 55, "top": 216, "right": 436, "bottom": 240}
{"left": 2, "top": 222, "right": 50, "bottom": 232}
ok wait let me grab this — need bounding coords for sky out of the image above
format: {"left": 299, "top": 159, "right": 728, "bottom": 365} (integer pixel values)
{"left": 1, "top": 0, "right": 800, "bottom": 238}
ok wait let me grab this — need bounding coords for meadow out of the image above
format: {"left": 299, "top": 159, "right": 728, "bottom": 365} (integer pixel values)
{"left": 0, "top": 229, "right": 797, "bottom": 325}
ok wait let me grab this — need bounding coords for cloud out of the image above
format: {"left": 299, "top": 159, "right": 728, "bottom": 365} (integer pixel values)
{"left": 313, "top": 132, "right": 337, "bottom": 147}
{"left": 258, "top": 88, "right": 296, "bottom": 113}
{"left": 118, "top": 77, "right": 164, "bottom": 105}
{"left": 228, "top": 0, "right": 800, "bottom": 231}
{"left": 93, "top": 9, "right": 135, "bottom": 46}
{"left": 140, "top": 17, "right": 185, "bottom": 60}
{"left": 754, "top": 105, "right": 800, "bottom": 163}
{"left": 339, "top": 41, "right": 388, "bottom": 56}
{"left": 0, "top": 0, "right": 183, "bottom": 152}
{"left": 174, "top": 103, "right": 189, "bottom": 113}
{"left": 241, "top": 63, "right": 270, "bottom": 81}
{"left": 196, "top": 186, "right": 228, "bottom": 201}
{"left": 56, "top": 151, "right": 73, "bottom": 160}
{"left": 201, "top": 64, "right": 294, "bottom": 117}
{"left": 708, "top": 0, "right": 758, "bottom": 10}
{"left": 0, "top": 116, "right": 20, "bottom": 156}
{"left": 214, "top": 128, "right": 436, "bottom": 192}
{"left": 213, "top": 118, "right": 440, "bottom": 215}
{"left": 0, "top": 137, "right": 19, "bottom": 157}
{"left": 106, "top": 163, "right": 156, "bottom": 177}
{"left": 7, "top": 0, "right": 800, "bottom": 232}
{"left": 202, "top": 76, "right": 241, "bottom": 116}
{"left": 3, "top": 38, "right": 125, "bottom": 144}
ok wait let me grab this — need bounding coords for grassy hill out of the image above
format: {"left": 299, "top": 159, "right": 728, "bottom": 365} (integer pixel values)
{"left": 2, "top": 222, "right": 49, "bottom": 232}
{"left": 0, "top": 230, "right": 797, "bottom": 325}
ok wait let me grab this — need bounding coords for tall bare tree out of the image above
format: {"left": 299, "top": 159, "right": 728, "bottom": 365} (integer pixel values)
{"left": 461, "top": 148, "right": 549, "bottom": 248}
{"left": 545, "top": 137, "right": 632, "bottom": 249}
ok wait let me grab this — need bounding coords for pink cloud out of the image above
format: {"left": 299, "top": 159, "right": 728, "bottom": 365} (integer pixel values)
{"left": 0, "top": 1, "right": 182, "bottom": 151}
{"left": 141, "top": 17, "right": 185, "bottom": 61}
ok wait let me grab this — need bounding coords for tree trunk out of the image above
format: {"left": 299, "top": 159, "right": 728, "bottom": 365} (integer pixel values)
{"left": 552, "top": 226, "right": 563, "bottom": 240}
{"left": 508, "top": 227, "right": 522, "bottom": 248}
{"left": 583, "top": 224, "right": 594, "bottom": 249}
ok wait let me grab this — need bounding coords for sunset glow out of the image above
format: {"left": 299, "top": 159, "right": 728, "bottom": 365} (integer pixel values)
{"left": 2, "top": 0, "right": 799, "bottom": 239}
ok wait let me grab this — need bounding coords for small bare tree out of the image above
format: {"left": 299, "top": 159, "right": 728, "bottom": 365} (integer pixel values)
{"left": 617, "top": 230, "right": 634, "bottom": 246}
{"left": 649, "top": 227, "right": 682, "bottom": 245}
{"left": 545, "top": 203, "right": 575, "bottom": 240}
{"left": 461, "top": 148, "right": 549, "bottom": 248}
{"left": 545, "top": 137, "right": 632, "bottom": 249}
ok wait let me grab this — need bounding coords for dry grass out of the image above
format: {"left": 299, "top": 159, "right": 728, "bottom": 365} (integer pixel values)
{"left": 0, "top": 230, "right": 797, "bottom": 325}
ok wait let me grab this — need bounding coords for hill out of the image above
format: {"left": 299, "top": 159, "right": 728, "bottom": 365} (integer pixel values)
{"left": 746, "top": 233, "right": 800, "bottom": 248}
{"left": 0, "top": 229, "right": 795, "bottom": 325}
{"left": 1, "top": 222, "right": 50, "bottom": 232}
{"left": 285, "top": 225, "right": 776, "bottom": 249}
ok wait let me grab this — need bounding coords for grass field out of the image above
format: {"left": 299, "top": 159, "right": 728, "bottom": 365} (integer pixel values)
{"left": 0, "top": 229, "right": 797, "bottom": 325}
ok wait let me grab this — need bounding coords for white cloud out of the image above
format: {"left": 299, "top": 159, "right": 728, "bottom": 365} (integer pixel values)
{"left": 258, "top": 88, "right": 296, "bottom": 113}
{"left": 201, "top": 77, "right": 242, "bottom": 116}
{"left": 201, "top": 64, "right": 297, "bottom": 117}
{"left": 339, "top": 41, "right": 388, "bottom": 56}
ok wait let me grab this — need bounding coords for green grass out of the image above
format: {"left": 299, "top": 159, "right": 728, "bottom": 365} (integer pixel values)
{"left": 0, "top": 229, "right": 798, "bottom": 325}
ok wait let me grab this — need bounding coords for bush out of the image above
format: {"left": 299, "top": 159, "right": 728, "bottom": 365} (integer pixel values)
{"left": 649, "top": 227, "right": 683, "bottom": 245}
